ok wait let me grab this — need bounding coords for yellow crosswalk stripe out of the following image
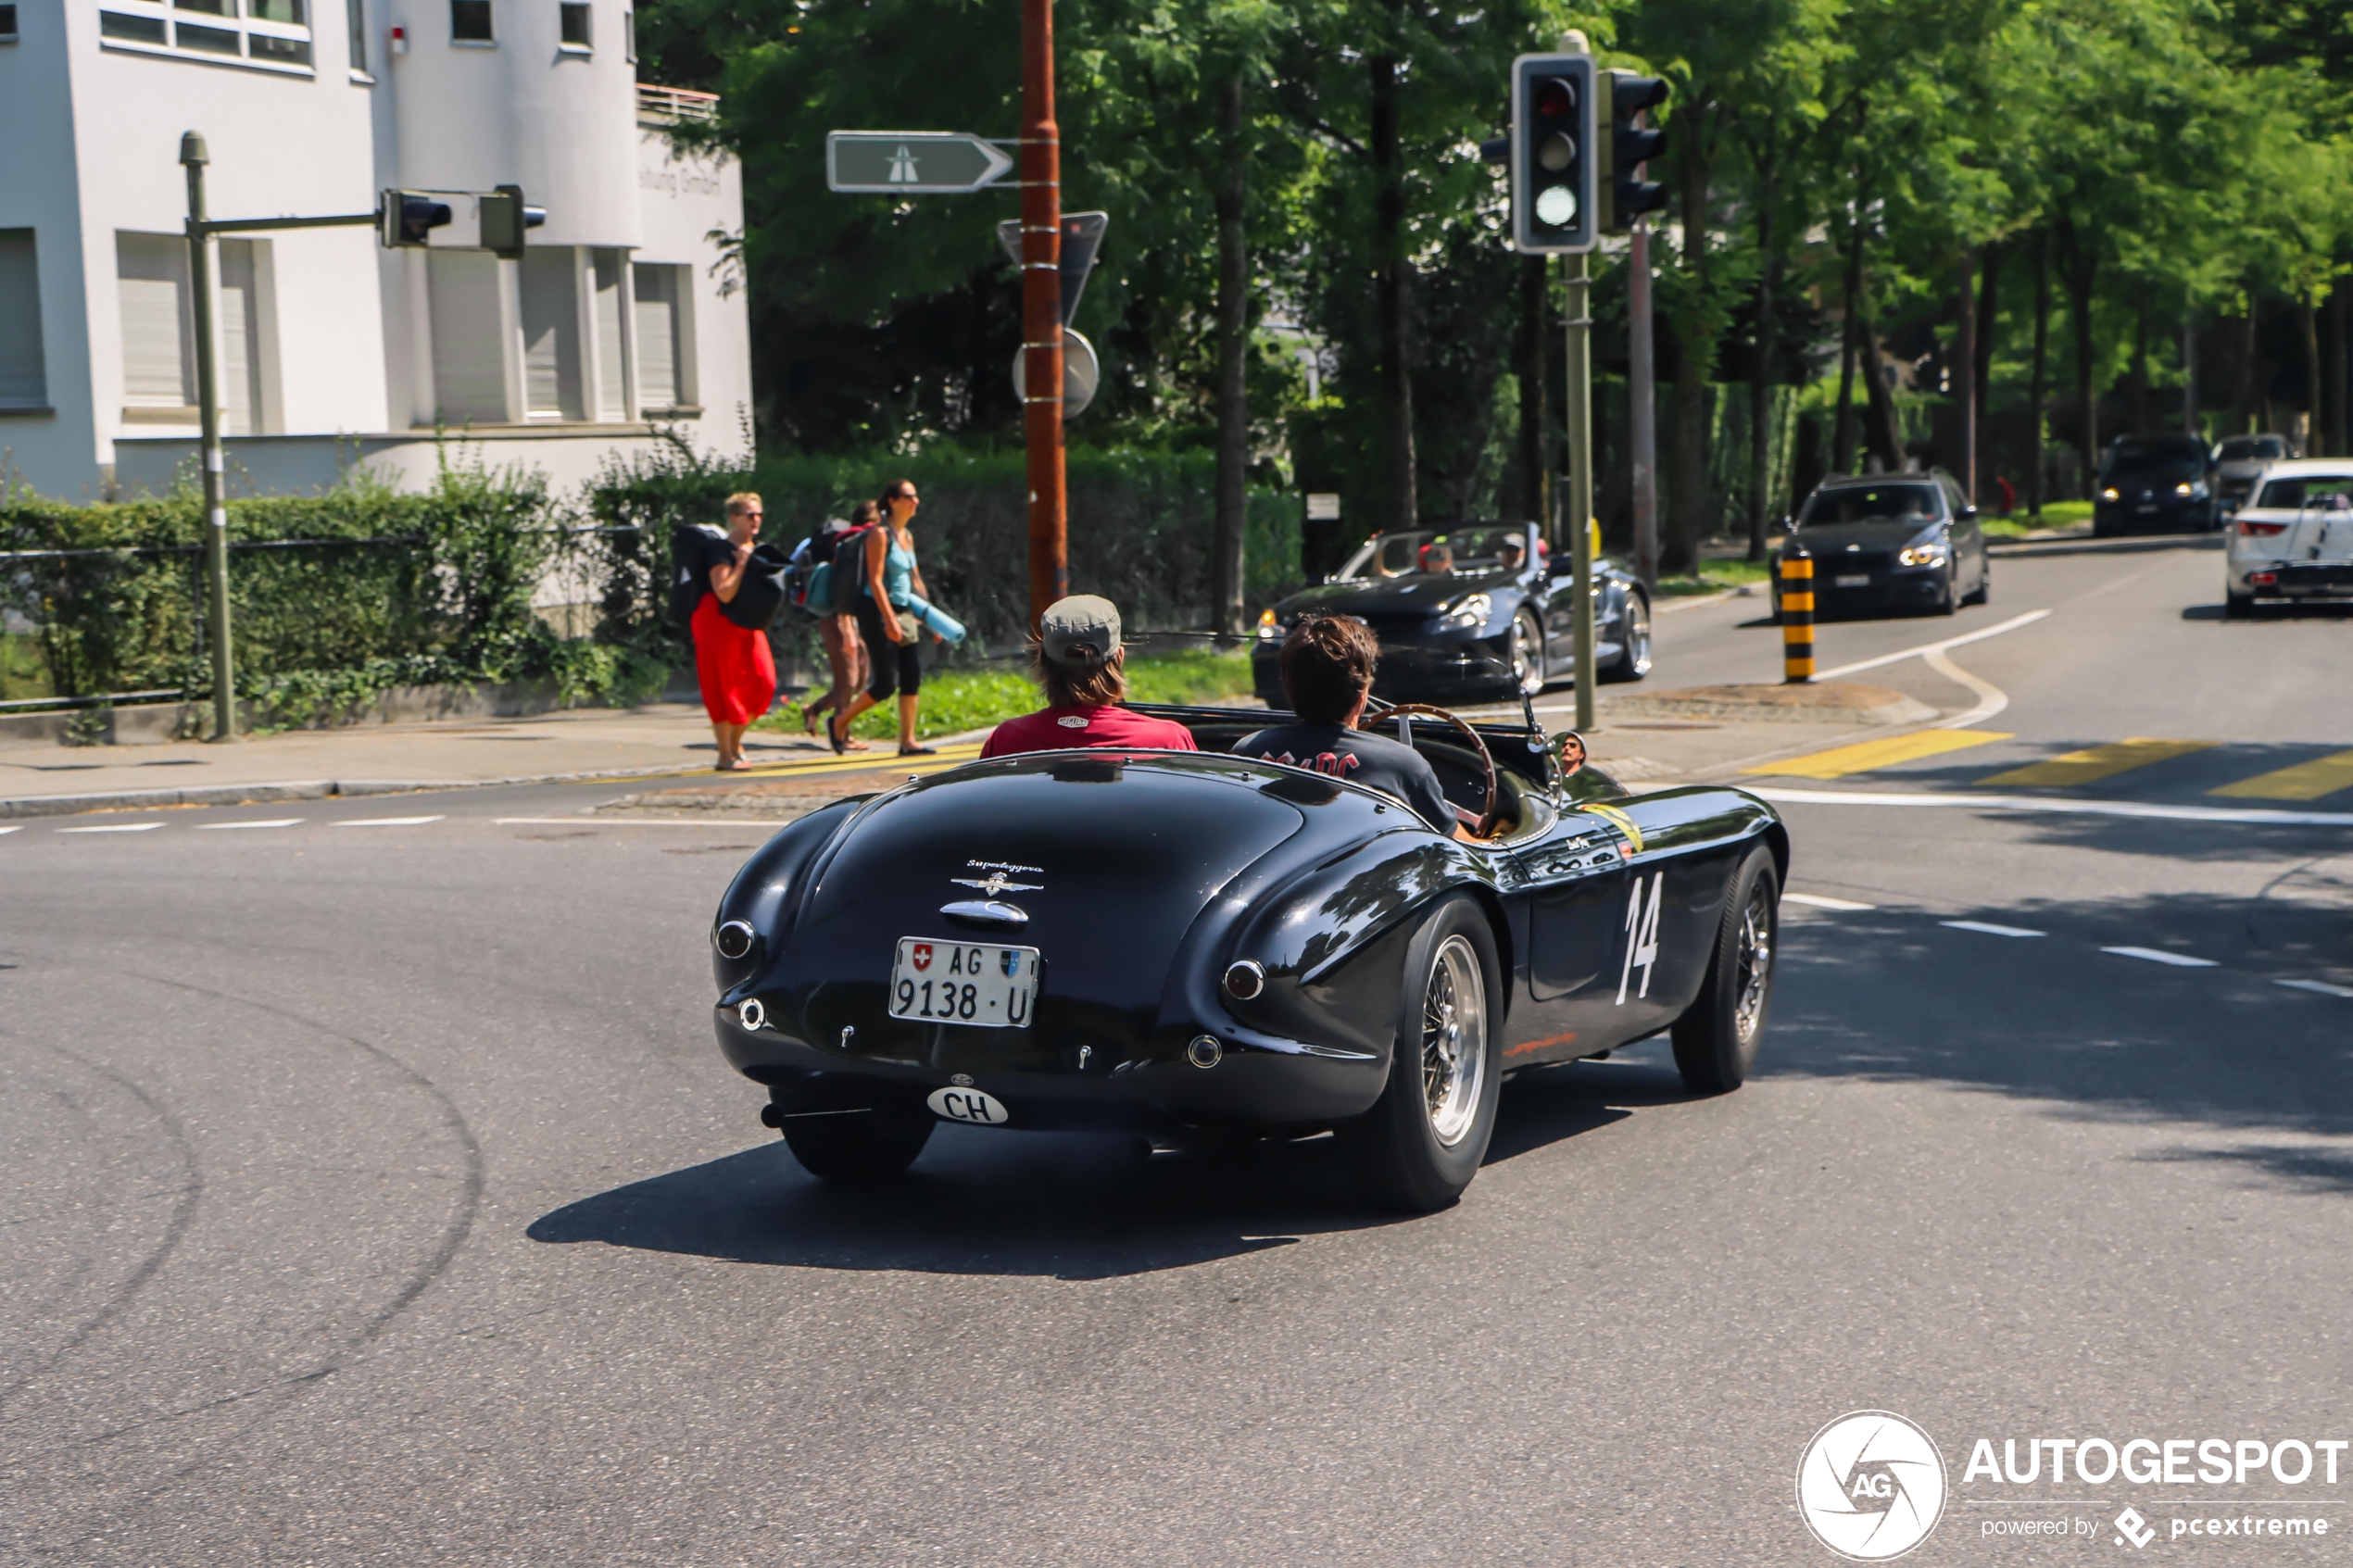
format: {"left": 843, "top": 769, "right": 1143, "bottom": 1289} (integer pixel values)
{"left": 2209, "top": 748, "right": 2353, "bottom": 801}
{"left": 1977, "top": 737, "right": 2215, "bottom": 788}
{"left": 1743, "top": 729, "right": 2010, "bottom": 780}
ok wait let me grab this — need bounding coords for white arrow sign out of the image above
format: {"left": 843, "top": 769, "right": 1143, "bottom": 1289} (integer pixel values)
{"left": 826, "top": 132, "right": 1014, "bottom": 194}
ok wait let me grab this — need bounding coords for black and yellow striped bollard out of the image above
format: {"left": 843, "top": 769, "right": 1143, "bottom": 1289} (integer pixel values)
{"left": 1780, "top": 550, "right": 1815, "bottom": 684}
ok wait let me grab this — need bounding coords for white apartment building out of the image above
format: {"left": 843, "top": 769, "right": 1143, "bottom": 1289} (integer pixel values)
{"left": 0, "top": 0, "right": 749, "bottom": 501}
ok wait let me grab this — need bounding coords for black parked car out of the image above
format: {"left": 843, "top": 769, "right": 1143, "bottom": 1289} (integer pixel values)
{"left": 2094, "top": 435, "right": 2219, "bottom": 535}
{"left": 1251, "top": 522, "right": 1652, "bottom": 706}
{"left": 1774, "top": 470, "right": 1990, "bottom": 618}
{"left": 708, "top": 709, "right": 1786, "bottom": 1211}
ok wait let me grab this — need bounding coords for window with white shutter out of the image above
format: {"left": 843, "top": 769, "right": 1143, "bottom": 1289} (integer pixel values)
{"left": 518, "top": 249, "right": 583, "bottom": 420}
{"left": 428, "top": 250, "right": 510, "bottom": 422}
{"left": 592, "top": 249, "right": 630, "bottom": 420}
{"left": 117, "top": 232, "right": 195, "bottom": 417}
{"left": 0, "top": 231, "right": 45, "bottom": 409}
{"left": 632, "top": 263, "right": 692, "bottom": 413}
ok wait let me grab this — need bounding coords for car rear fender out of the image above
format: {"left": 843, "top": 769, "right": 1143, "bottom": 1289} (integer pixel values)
{"left": 710, "top": 797, "right": 869, "bottom": 992}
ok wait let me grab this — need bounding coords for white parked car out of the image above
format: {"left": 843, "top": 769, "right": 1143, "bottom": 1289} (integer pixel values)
{"left": 2225, "top": 458, "right": 2353, "bottom": 617}
{"left": 2213, "top": 433, "right": 2291, "bottom": 517}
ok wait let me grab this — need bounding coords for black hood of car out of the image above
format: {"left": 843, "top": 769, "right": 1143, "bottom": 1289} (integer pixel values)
{"left": 2103, "top": 462, "right": 2204, "bottom": 485}
{"left": 1790, "top": 518, "right": 1939, "bottom": 551}
{"left": 1275, "top": 571, "right": 1511, "bottom": 620}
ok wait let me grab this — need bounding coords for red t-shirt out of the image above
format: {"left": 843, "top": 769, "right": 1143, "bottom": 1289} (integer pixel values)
{"left": 981, "top": 705, "right": 1200, "bottom": 759}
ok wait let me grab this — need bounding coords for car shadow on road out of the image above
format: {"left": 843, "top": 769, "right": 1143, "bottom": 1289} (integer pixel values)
{"left": 526, "top": 1072, "right": 1654, "bottom": 1280}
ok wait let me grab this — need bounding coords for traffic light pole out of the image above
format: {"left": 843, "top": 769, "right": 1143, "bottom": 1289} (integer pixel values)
{"left": 1019, "top": 0, "right": 1067, "bottom": 627}
{"left": 179, "top": 131, "right": 379, "bottom": 741}
{"left": 1562, "top": 248, "right": 1596, "bottom": 734}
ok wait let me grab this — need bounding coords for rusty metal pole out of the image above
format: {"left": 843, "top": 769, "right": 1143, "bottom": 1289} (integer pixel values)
{"left": 1020, "top": 0, "right": 1066, "bottom": 628}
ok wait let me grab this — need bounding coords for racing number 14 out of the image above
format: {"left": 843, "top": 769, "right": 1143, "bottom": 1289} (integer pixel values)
{"left": 1617, "top": 872, "right": 1664, "bottom": 1005}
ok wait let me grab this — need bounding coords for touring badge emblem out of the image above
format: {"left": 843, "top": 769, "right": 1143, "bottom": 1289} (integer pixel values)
{"left": 950, "top": 860, "right": 1044, "bottom": 897}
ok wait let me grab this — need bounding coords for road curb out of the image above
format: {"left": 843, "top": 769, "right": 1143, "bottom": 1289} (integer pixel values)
{"left": 0, "top": 764, "right": 710, "bottom": 820}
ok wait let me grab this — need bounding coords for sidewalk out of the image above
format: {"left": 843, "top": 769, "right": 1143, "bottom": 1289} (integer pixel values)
{"left": 0, "top": 702, "right": 900, "bottom": 819}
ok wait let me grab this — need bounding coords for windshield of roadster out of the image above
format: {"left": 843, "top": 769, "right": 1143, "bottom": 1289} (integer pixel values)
{"left": 1334, "top": 526, "right": 1532, "bottom": 580}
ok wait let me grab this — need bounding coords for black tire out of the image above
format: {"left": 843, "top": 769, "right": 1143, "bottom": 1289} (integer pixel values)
{"left": 782, "top": 1109, "right": 934, "bottom": 1184}
{"left": 1932, "top": 568, "right": 1959, "bottom": 615}
{"left": 1962, "top": 559, "right": 1990, "bottom": 606}
{"left": 1338, "top": 894, "right": 1504, "bottom": 1212}
{"left": 1508, "top": 605, "right": 1546, "bottom": 695}
{"left": 1671, "top": 846, "right": 1779, "bottom": 1095}
{"left": 2224, "top": 589, "right": 2256, "bottom": 620}
{"left": 1604, "top": 588, "right": 1653, "bottom": 681}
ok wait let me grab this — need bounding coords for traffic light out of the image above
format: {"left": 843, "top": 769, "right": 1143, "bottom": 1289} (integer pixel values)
{"left": 1598, "top": 72, "right": 1669, "bottom": 233}
{"left": 479, "top": 184, "right": 547, "bottom": 260}
{"left": 1509, "top": 52, "right": 1596, "bottom": 254}
{"left": 379, "top": 190, "right": 453, "bottom": 248}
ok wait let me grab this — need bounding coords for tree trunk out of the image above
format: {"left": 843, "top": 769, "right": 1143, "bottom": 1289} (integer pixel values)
{"left": 1973, "top": 241, "right": 2000, "bottom": 478}
{"left": 1370, "top": 54, "right": 1416, "bottom": 533}
{"left": 2055, "top": 218, "right": 2099, "bottom": 496}
{"left": 1954, "top": 246, "right": 1977, "bottom": 502}
{"left": 1833, "top": 198, "right": 1864, "bottom": 475}
{"left": 1745, "top": 131, "right": 1780, "bottom": 559}
{"left": 1858, "top": 297, "right": 1906, "bottom": 471}
{"left": 2331, "top": 280, "right": 2348, "bottom": 457}
{"left": 1665, "top": 97, "right": 1714, "bottom": 574}
{"left": 1209, "top": 73, "right": 1250, "bottom": 634}
{"left": 1515, "top": 254, "right": 1549, "bottom": 525}
{"left": 2129, "top": 304, "right": 2151, "bottom": 439}
{"left": 2234, "top": 277, "right": 2259, "bottom": 435}
{"left": 2029, "top": 228, "right": 2049, "bottom": 517}
{"left": 2302, "top": 295, "right": 2323, "bottom": 458}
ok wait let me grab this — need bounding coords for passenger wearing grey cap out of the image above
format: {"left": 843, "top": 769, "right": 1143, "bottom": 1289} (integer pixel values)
{"left": 980, "top": 595, "right": 1201, "bottom": 759}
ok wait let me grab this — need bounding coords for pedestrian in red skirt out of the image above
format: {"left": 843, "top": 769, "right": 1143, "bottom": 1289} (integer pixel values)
{"left": 690, "top": 492, "right": 777, "bottom": 771}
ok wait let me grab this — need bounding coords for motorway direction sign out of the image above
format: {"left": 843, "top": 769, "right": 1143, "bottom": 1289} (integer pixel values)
{"left": 826, "top": 132, "right": 1013, "bottom": 194}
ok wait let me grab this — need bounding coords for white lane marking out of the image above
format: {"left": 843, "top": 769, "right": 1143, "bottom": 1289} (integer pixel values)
{"left": 493, "top": 817, "right": 803, "bottom": 827}
{"left": 1748, "top": 786, "right": 2353, "bottom": 829}
{"left": 332, "top": 816, "right": 445, "bottom": 828}
{"left": 0, "top": 825, "right": 19, "bottom": 835}
{"left": 2103, "top": 946, "right": 2218, "bottom": 968}
{"left": 1812, "top": 609, "right": 2053, "bottom": 680}
{"left": 195, "top": 818, "right": 305, "bottom": 831}
{"left": 1942, "top": 920, "right": 2045, "bottom": 938}
{"left": 2278, "top": 978, "right": 2353, "bottom": 998}
{"left": 1922, "top": 645, "right": 2010, "bottom": 728}
{"left": 1784, "top": 892, "right": 1878, "bottom": 910}
{"left": 57, "top": 822, "right": 166, "bottom": 834}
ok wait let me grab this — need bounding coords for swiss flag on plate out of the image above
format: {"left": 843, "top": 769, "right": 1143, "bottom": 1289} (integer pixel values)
{"left": 912, "top": 943, "right": 933, "bottom": 971}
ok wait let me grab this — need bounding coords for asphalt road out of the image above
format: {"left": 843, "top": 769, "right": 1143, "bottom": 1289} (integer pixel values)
{"left": 5, "top": 538, "right": 2349, "bottom": 1565}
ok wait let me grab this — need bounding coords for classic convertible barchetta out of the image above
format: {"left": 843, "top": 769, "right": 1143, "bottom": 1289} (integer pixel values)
{"left": 709, "top": 701, "right": 1787, "bottom": 1210}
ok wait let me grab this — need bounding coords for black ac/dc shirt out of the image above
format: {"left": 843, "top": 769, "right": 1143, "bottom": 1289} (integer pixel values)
{"left": 1231, "top": 721, "right": 1455, "bottom": 833}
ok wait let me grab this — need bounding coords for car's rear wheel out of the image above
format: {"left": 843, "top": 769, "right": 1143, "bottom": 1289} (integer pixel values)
{"left": 1340, "top": 895, "right": 1503, "bottom": 1212}
{"left": 2225, "top": 589, "right": 2256, "bottom": 619}
{"left": 1604, "top": 589, "right": 1653, "bottom": 681}
{"left": 1671, "top": 846, "right": 1779, "bottom": 1094}
{"left": 782, "top": 1108, "right": 935, "bottom": 1184}
{"left": 1508, "top": 606, "right": 1545, "bottom": 695}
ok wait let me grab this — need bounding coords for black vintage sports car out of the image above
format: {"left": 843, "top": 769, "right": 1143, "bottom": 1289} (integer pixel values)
{"left": 708, "top": 699, "right": 1786, "bottom": 1211}
{"left": 1252, "top": 523, "right": 1653, "bottom": 705}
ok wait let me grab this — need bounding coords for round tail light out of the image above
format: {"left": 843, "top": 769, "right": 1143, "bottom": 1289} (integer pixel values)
{"left": 714, "top": 920, "right": 756, "bottom": 960}
{"left": 1221, "top": 960, "right": 1265, "bottom": 999}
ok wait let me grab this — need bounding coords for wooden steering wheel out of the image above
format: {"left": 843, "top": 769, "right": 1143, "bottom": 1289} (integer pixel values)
{"left": 1381, "top": 703, "right": 1499, "bottom": 838}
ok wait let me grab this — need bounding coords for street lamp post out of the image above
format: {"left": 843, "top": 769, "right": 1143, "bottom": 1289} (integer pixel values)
{"left": 1019, "top": 0, "right": 1067, "bottom": 626}
{"left": 181, "top": 132, "right": 239, "bottom": 743}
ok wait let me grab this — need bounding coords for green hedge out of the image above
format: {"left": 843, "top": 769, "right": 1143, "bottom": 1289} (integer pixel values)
{"left": 587, "top": 442, "right": 1303, "bottom": 658}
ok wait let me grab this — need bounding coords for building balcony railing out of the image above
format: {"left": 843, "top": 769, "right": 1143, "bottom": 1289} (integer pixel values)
{"left": 637, "top": 84, "right": 721, "bottom": 126}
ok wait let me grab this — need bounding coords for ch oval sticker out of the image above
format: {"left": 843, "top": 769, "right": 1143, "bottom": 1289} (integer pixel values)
{"left": 926, "top": 1085, "right": 1010, "bottom": 1125}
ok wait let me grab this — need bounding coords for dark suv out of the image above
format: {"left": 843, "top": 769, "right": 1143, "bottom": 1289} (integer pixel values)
{"left": 2094, "top": 436, "right": 2217, "bottom": 536}
{"left": 1775, "top": 470, "right": 1990, "bottom": 619}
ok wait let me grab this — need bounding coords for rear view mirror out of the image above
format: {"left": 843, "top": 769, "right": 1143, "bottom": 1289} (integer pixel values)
{"left": 1550, "top": 730, "right": 1587, "bottom": 779}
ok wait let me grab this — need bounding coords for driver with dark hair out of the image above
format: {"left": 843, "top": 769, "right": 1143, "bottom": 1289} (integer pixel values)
{"left": 1233, "top": 612, "right": 1476, "bottom": 839}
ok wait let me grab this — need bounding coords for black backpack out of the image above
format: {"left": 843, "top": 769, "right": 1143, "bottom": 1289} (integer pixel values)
{"left": 720, "top": 543, "right": 795, "bottom": 631}
{"left": 666, "top": 522, "right": 727, "bottom": 628}
{"left": 827, "top": 523, "right": 878, "bottom": 614}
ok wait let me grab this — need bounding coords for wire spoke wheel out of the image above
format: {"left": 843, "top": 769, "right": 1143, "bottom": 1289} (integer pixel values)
{"left": 1733, "top": 878, "right": 1774, "bottom": 1042}
{"left": 1420, "top": 934, "right": 1488, "bottom": 1147}
{"left": 1510, "top": 607, "right": 1544, "bottom": 694}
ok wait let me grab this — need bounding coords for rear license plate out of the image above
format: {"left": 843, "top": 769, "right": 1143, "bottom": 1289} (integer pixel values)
{"left": 1833, "top": 573, "right": 1869, "bottom": 587}
{"left": 890, "top": 937, "right": 1039, "bottom": 1028}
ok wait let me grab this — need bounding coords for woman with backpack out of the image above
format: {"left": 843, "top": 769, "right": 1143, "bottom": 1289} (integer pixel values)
{"left": 690, "top": 491, "right": 777, "bottom": 771}
{"left": 795, "top": 504, "right": 874, "bottom": 751}
{"left": 829, "top": 479, "right": 941, "bottom": 757}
